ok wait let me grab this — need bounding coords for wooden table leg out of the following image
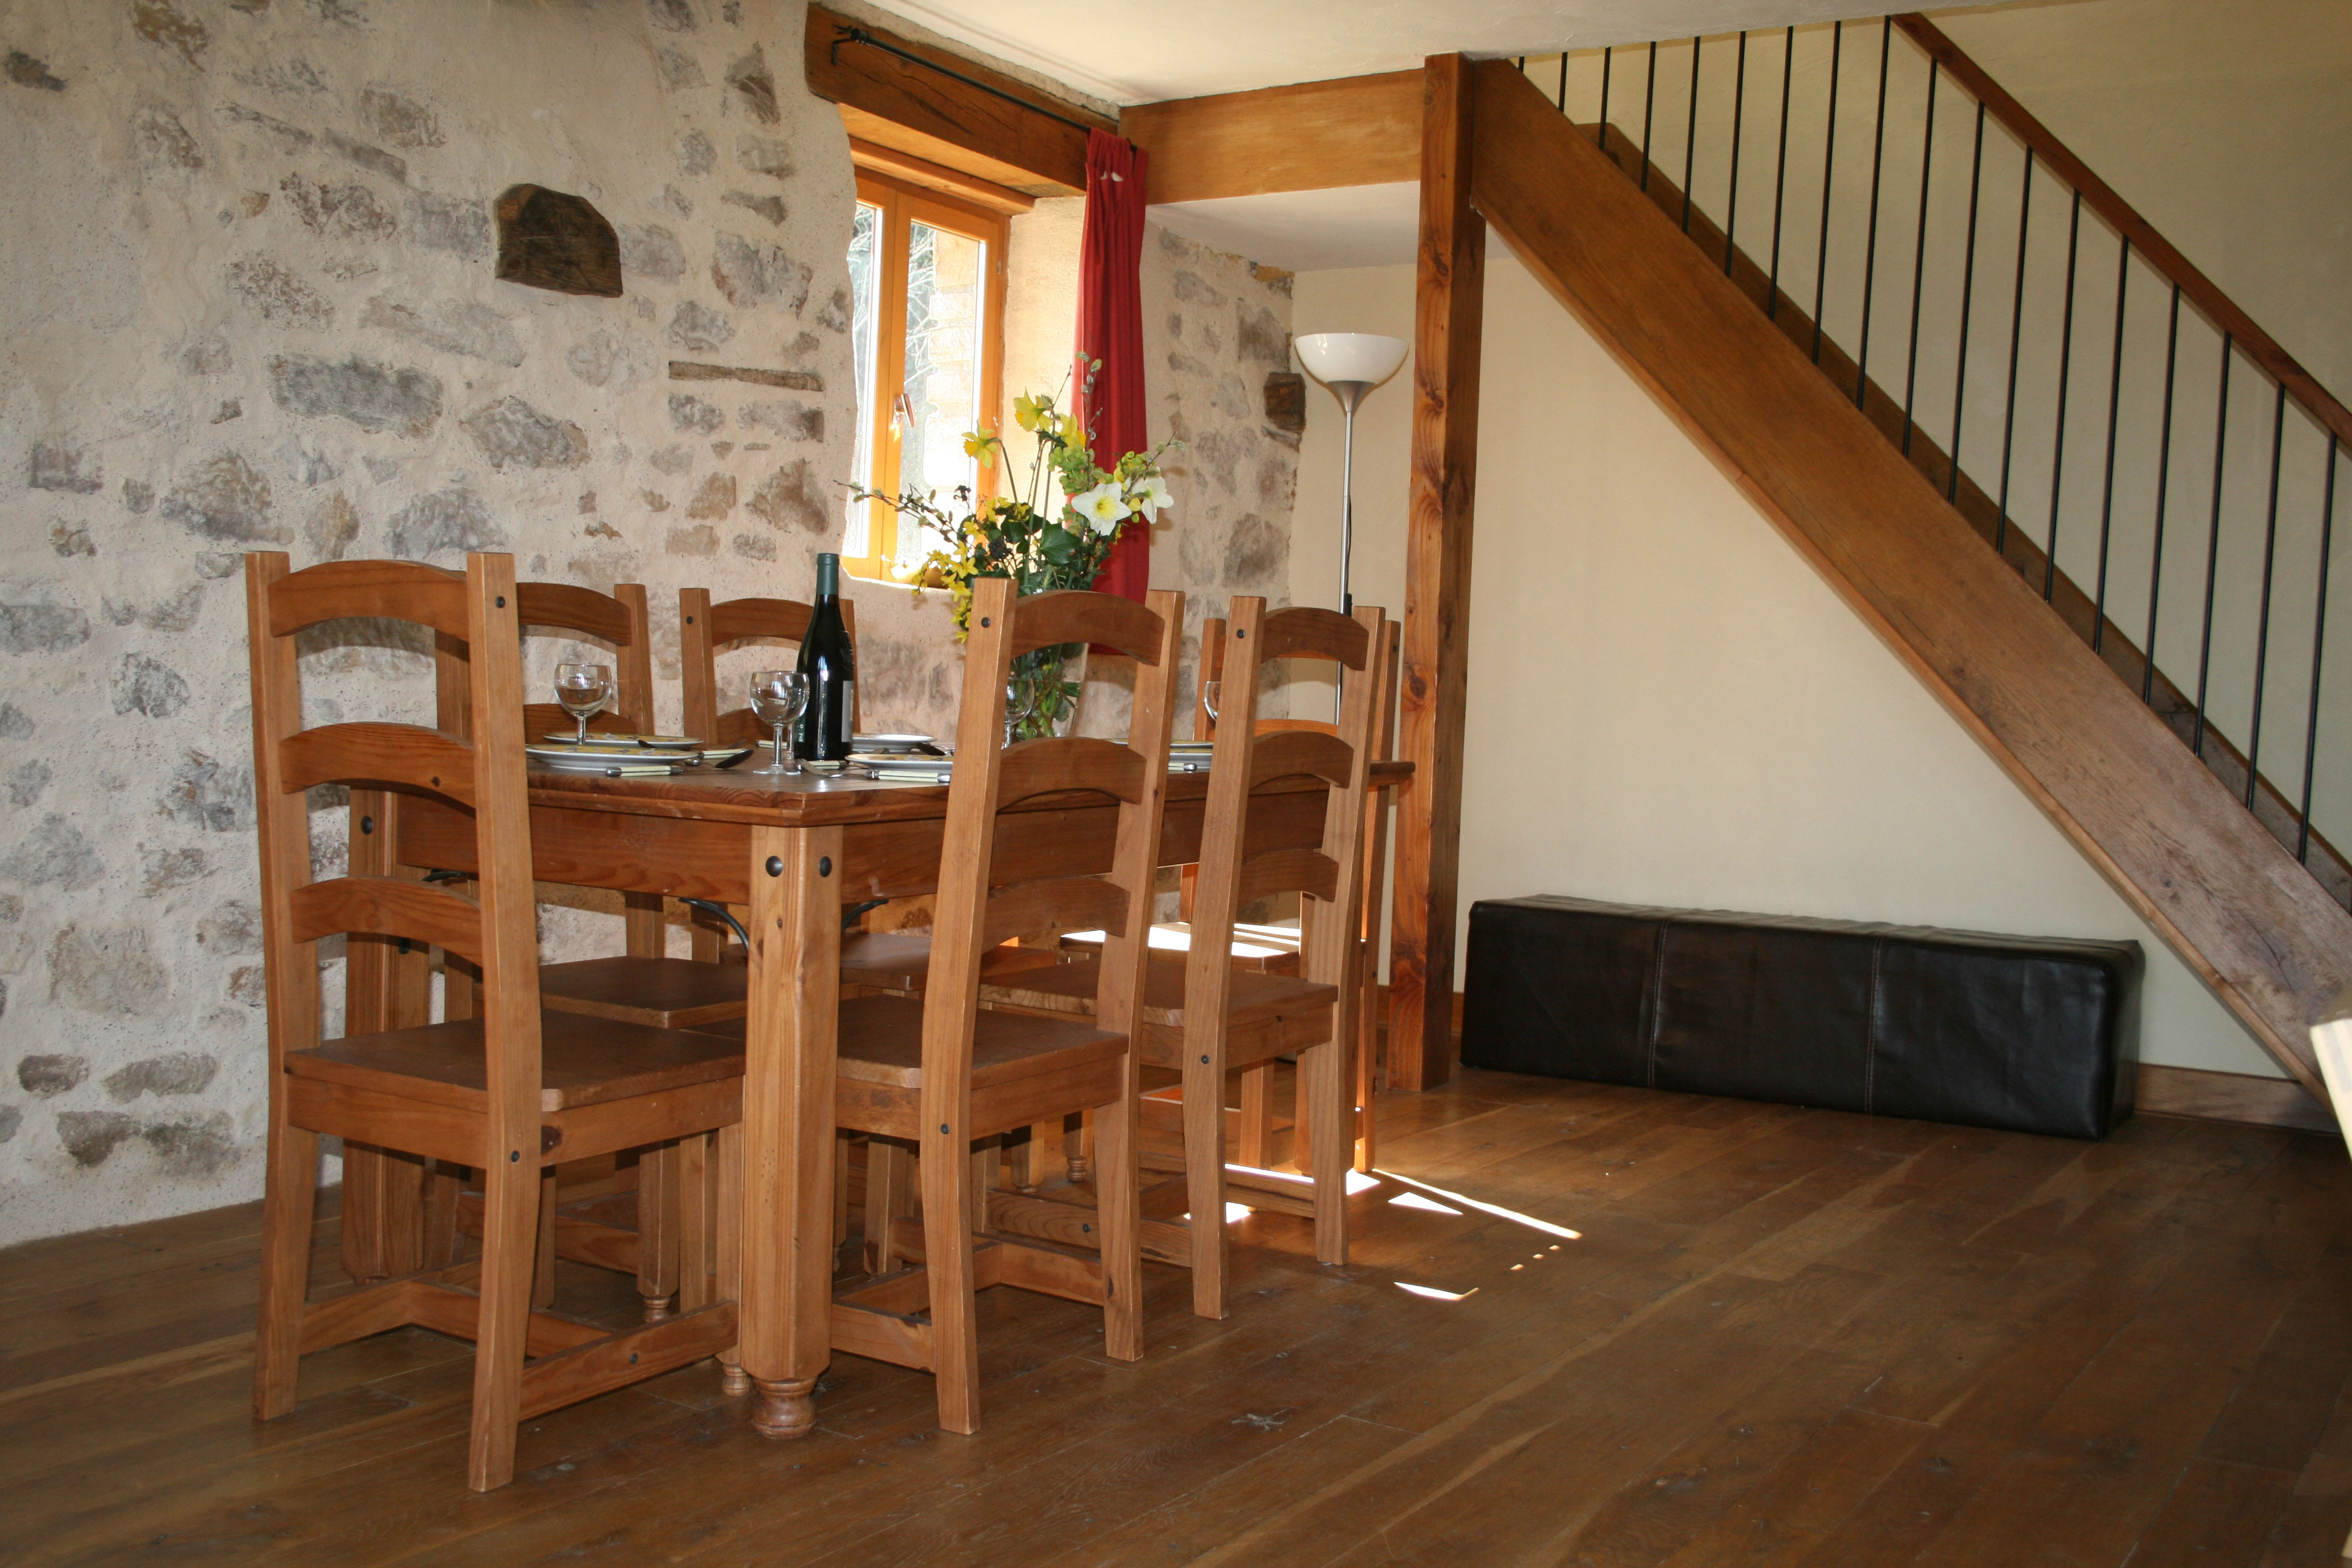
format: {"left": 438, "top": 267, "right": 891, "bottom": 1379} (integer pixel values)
{"left": 740, "top": 823, "right": 841, "bottom": 1439}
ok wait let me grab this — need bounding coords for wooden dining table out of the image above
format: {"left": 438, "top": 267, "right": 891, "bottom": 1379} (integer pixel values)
{"left": 386, "top": 753, "right": 1410, "bottom": 1437}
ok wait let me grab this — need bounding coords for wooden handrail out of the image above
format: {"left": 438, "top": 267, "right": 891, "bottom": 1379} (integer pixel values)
{"left": 1893, "top": 13, "right": 2352, "bottom": 456}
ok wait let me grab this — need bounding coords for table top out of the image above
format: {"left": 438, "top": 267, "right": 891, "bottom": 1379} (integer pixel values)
{"left": 524, "top": 756, "right": 1415, "bottom": 826}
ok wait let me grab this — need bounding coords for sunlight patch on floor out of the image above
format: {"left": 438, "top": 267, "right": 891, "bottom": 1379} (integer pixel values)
{"left": 1374, "top": 1169, "right": 1582, "bottom": 1240}
{"left": 1394, "top": 1281, "right": 1479, "bottom": 1301}
{"left": 1388, "top": 1191, "right": 1464, "bottom": 1215}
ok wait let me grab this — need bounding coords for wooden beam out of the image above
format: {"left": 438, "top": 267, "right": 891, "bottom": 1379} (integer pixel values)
{"left": 806, "top": 4, "right": 1105, "bottom": 197}
{"left": 849, "top": 137, "right": 1034, "bottom": 214}
{"left": 1463, "top": 59, "right": 2348, "bottom": 1098}
{"left": 1123, "top": 71, "right": 1422, "bottom": 205}
{"left": 1389, "top": 56, "right": 1485, "bottom": 1094}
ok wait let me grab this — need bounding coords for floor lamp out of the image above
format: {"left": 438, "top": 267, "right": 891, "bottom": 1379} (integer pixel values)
{"left": 1296, "top": 332, "right": 1410, "bottom": 716}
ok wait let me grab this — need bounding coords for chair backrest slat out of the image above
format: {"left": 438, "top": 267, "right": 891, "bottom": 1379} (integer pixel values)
{"left": 1006, "top": 590, "right": 1167, "bottom": 664}
{"left": 981, "top": 874, "right": 1130, "bottom": 952}
{"left": 921, "top": 577, "right": 1183, "bottom": 1154}
{"left": 680, "top": 589, "right": 860, "bottom": 745}
{"left": 289, "top": 876, "right": 486, "bottom": 964}
{"left": 1255, "top": 606, "right": 1369, "bottom": 667}
{"left": 518, "top": 581, "right": 633, "bottom": 646}
{"left": 1247, "top": 728, "right": 1354, "bottom": 791}
{"left": 268, "top": 558, "right": 468, "bottom": 640}
{"left": 996, "top": 736, "right": 1148, "bottom": 808}
{"left": 280, "top": 722, "right": 476, "bottom": 806}
{"left": 1234, "top": 847, "right": 1340, "bottom": 908}
{"left": 246, "top": 550, "right": 541, "bottom": 1148}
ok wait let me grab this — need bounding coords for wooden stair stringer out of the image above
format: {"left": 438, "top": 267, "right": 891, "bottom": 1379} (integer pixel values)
{"left": 1466, "top": 58, "right": 2345, "bottom": 1101}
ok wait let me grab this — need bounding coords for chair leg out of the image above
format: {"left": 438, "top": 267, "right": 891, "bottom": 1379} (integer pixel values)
{"left": 422, "top": 1160, "right": 465, "bottom": 1268}
{"left": 1095, "top": 1078, "right": 1146, "bottom": 1360}
{"left": 1067, "top": 1110, "right": 1093, "bottom": 1184}
{"left": 678, "top": 1133, "right": 711, "bottom": 1312}
{"left": 1301, "top": 1034, "right": 1350, "bottom": 1267}
{"left": 1354, "top": 941, "right": 1379, "bottom": 1174}
{"left": 466, "top": 1151, "right": 539, "bottom": 1492}
{"left": 863, "top": 1138, "right": 916, "bottom": 1276}
{"left": 1237, "top": 1063, "right": 1275, "bottom": 1169}
{"left": 919, "top": 1123, "right": 980, "bottom": 1434}
{"left": 532, "top": 1167, "right": 558, "bottom": 1310}
{"left": 714, "top": 1122, "right": 749, "bottom": 1397}
{"left": 1183, "top": 1043, "right": 1229, "bottom": 1321}
{"left": 636, "top": 1142, "right": 679, "bottom": 1323}
{"left": 835, "top": 1134, "right": 854, "bottom": 1253}
{"left": 252, "top": 1118, "right": 319, "bottom": 1420}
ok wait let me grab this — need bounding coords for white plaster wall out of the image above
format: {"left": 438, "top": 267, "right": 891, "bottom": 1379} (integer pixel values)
{"left": 1291, "top": 254, "right": 2276, "bottom": 1083}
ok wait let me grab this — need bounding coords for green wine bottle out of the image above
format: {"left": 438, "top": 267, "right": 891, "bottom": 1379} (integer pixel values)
{"left": 794, "top": 553, "right": 855, "bottom": 767}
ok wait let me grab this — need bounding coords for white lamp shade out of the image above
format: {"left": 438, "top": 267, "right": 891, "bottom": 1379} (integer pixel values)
{"left": 1296, "top": 332, "right": 1409, "bottom": 386}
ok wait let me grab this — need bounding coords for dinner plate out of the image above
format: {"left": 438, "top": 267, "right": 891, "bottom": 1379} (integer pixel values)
{"left": 851, "top": 733, "right": 942, "bottom": 755}
{"left": 541, "top": 733, "right": 702, "bottom": 750}
{"left": 527, "top": 743, "right": 754, "bottom": 771}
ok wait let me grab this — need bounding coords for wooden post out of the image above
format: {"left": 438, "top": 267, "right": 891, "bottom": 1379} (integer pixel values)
{"left": 1390, "top": 54, "right": 1485, "bottom": 1092}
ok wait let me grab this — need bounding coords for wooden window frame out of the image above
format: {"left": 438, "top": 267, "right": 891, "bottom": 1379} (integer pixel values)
{"left": 844, "top": 169, "right": 1010, "bottom": 584}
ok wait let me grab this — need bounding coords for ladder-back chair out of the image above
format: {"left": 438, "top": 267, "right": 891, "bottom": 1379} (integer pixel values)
{"left": 981, "top": 598, "right": 1387, "bottom": 1319}
{"left": 697, "top": 578, "right": 1183, "bottom": 1431}
{"left": 244, "top": 551, "right": 744, "bottom": 1492}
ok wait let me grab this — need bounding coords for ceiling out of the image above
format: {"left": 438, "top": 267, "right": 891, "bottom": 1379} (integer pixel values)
{"left": 868, "top": 0, "right": 1929, "bottom": 106}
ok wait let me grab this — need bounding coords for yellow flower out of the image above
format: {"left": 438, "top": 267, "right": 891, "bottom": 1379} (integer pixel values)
{"left": 963, "top": 427, "right": 999, "bottom": 467}
{"left": 1014, "top": 393, "right": 1044, "bottom": 433}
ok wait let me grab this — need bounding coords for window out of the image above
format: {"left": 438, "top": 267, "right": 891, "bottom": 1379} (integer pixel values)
{"left": 843, "top": 171, "right": 1008, "bottom": 583}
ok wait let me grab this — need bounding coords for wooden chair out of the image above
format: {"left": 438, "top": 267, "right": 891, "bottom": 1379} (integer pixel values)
{"left": 518, "top": 581, "right": 747, "bottom": 1031}
{"left": 244, "top": 551, "right": 743, "bottom": 1492}
{"left": 1066, "top": 615, "right": 1405, "bottom": 1172}
{"left": 980, "top": 598, "right": 1387, "bottom": 1319}
{"left": 696, "top": 579, "right": 1183, "bottom": 1431}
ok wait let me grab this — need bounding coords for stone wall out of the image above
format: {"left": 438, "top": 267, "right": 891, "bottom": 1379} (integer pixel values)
{"left": 0, "top": 1, "right": 1296, "bottom": 1244}
{"left": 1135, "top": 225, "right": 1299, "bottom": 725}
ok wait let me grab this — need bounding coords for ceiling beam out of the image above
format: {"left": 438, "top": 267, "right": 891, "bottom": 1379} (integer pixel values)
{"left": 1123, "top": 71, "right": 1423, "bottom": 206}
{"left": 805, "top": 4, "right": 1111, "bottom": 197}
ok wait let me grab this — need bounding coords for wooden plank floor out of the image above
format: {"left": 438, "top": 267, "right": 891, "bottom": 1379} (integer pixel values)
{"left": 7, "top": 1068, "right": 2352, "bottom": 1566}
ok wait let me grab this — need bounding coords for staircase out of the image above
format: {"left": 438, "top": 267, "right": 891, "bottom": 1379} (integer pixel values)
{"left": 1466, "top": 20, "right": 2352, "bottom": 1099}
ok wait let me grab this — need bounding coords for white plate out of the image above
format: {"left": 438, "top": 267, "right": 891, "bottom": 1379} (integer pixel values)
{"left": 851, "top": 733, "right": 938, "bottom": 754}
{"left": 541, "top": 733, "right": 702, "bottom": 750}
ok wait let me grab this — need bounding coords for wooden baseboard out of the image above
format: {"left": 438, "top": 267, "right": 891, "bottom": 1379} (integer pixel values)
{"left": 2134, "top": 1062, "right": 2337, "bottom": 1135}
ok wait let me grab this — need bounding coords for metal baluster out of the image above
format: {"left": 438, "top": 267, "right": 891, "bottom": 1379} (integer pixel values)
{"left": 1994, "top": 148, "right": 2034, "bottom": 559}
{"left": 2143, "top": 284, "right": 2183, "bottom": 705}
{"left": 2244, "top": 382, "right": 2290, "bottom": 808}
{"left": 1768, "top": 26, "right": 1794, "bottom": 319}
{"left": 2092, "top": 237, "right": 2133, "bottom": 652}
{"left": 1811, "top": 22, "right": 1842, "bottom": 365}
{"left": 1642, "top": 42, "right": 1659, "bottom": 191}
{"left": 1725, "top": 31, "right": 1748, "bottom": 273}
{"left": 2042, "top": 191, "right": 2083, "bottom": 603}
{"left": 2192, "top": 336, "right": 2235, "bottom": 763}
{"left": 1901, "top": 59, "right": 1939, "bottom": 457}
{"left": 1855, "top": 16, "right": 1892, "bottom": 408}
{"left": 1595, "top": 47, "right": 1610, "bottom": 143}
{"left": 1559, "top": 50, "right": 1569, "bottom": 111}
{"left": 1949, "top": 101, "right": 1987, "bottom": 504}
{"left": 2298, "top": 435, "right": 2340, "bottom": 866}
{"left": 1681, "top": 36, "right": 1702, "bottom": 234}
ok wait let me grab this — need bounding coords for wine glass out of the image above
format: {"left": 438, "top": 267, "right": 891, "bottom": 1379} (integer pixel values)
{"left": 749, "top": 670, "right": 809, "bottom": 775}
{"left": 1200, "top": 679, "right": 1221, "bottom": 727}
{"left": 555, "top": 662, "right": 613, "bottom": 748}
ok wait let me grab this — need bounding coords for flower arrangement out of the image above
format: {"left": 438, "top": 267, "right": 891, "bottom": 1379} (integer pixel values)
{"left": 850, "top": 368, "right": 1174, "bottom": 739}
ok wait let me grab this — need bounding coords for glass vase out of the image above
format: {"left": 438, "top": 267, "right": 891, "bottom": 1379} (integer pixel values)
{"left": 1006, "top": 642, "right": 1086, "bottom": 743}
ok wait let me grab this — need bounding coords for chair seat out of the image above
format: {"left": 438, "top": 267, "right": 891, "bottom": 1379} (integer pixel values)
{"left": 1059, "top": 922, "right": 1303, "bottom": 975}
{"left": 980, "top": 958, "right": 1335, "bottom": 1028}
{"left": 539, "top": 956, "right": 748, "bottom": 1029}
{"left": 838, "top": 931, "right": 1068, "bottom": 994}
{"left": 694, "top": 995, "right": 1123, "bottom": 1089}
{"left": 286, "top": 1011, "right": 744, "bottom": 1113}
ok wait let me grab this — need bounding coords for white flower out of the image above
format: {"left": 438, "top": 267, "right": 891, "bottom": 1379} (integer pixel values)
{"left": 1071, "top": 482, "right": 1130, "bottom": 536}
{"left": 1126, "top": 474, "right": 1173, "bottom": 522}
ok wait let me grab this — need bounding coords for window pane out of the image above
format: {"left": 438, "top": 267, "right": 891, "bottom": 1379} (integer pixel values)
{"left": 844, "top": 200, "right": 881, "bottom": 559}
{"left": 898, "top": 221, "right": 987, "bottom": 571}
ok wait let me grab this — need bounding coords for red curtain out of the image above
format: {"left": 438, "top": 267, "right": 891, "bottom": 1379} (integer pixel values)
{"left": 1076, "top": 128, "right": 1151, "bottom": 602}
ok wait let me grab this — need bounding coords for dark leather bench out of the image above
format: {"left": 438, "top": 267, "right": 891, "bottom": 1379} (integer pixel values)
{"left": 1462, "top": 896, "right": 2140, "bottom": 1139}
